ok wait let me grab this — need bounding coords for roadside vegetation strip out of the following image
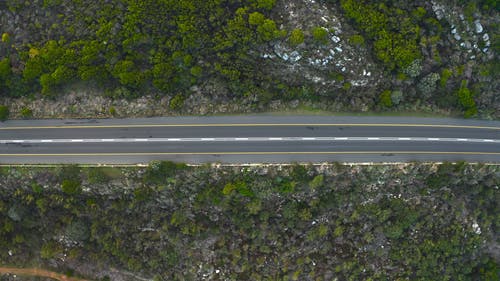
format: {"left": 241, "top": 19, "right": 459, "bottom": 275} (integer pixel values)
{"left": 0, "top": 267, "right": 90, "bottom": 281}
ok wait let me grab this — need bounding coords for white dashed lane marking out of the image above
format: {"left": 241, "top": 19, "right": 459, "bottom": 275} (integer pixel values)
{"left": 1, "top": 137, "right": 499, "bottom": 143}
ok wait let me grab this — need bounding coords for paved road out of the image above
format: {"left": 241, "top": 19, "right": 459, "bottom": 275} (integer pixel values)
{"left": 0, "top": 116, "right": 499, "bottom": 164}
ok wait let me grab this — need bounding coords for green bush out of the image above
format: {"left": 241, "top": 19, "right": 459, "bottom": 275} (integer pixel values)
{"left": 403, "top": 59, "right": 423, "bottom": 78}
{"left": 87, "top": 168, "right": 111, "bottom": 184}
{"left": 20, "top": 107, "right": 33, "bottom": 118}
{"left": 61, "top": 179, "right": 82, "bottom": 195}
{"left": 457, "top": 80, "right": 477, "bottom": 118}
{"left": 0, "top": 105, "right": 9, "bottom": 121}
{"left": 169, "top": 94, "right": 185, "bottom": 111}
{"left": 1, "top": 32, "right": 11, "bottom": 43}
{"left": 348, "top": 34, "right": 365, "bottom": 46}
{"left": 289, "top": 29, "right": 305, "bottom": 46}
{"left": 390, "top": 90, "right": 403, "bottom": 105}
{"left": 417, "top": 72, "right": 440, "bottom": 99}
{"left": 311, "top": 27, "right": 329, "bottom": 44}
{"left": 144, "top": 161, "right": 187, "bottom": 184}
{"left": 440, "top": 68, "right": 453, "bottom": 87}
{"left": 379, "top": 90, "right": 393, "bottom": 107}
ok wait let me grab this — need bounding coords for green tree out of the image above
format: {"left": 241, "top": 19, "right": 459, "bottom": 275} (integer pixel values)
{"left": 289, "top": 29, "right": 305, "bottom": 46}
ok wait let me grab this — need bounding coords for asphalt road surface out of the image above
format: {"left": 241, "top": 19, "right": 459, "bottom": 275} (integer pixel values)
{"left": 0, "top": 116, "right": 499, "bottom": 164}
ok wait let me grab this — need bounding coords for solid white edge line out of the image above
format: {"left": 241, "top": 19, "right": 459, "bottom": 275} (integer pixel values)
{"left": 201, "top": 138, "right": 215, "bottom": 141}
{"left": 235, "top": 138, "right": 249, "bottom": 141}
{"left": 134, "top": 138, "right": 149, "bottom": 142}
{"left": 269, "top": 137, "right": 283, "bottom": 140}
{"left": 483, "top": 139, "right": 494, "bottom": 142}
{"left": 41, "top": 140, "right": 53, "bottom": 143}
{"left": 71, "top": 139, "right": 83, "bottom": 142}
{"left": 102, "top": 139, "right": 115, "bottom": 142}
{"left": 427, "top": 138, "right": 440, "bottom": 141}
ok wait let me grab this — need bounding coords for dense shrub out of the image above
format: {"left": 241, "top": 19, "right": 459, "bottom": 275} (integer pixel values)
{"left": 289, "top": 28, "right": 305, "bottom": 46}
{"left": 0, "top": 105, "right": 8, "bottom": 121}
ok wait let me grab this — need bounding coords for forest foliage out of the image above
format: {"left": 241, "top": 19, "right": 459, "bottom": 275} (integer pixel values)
{"left": 0, "top": 0, "right": 282, "bottom": 99}
{"left": 0, "top": 163, "right": 498, "bottom": 280}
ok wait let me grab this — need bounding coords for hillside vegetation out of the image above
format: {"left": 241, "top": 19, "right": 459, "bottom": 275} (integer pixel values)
{"left": 0, "top": 163, "right": 498, "bottom": 280}
{"left": 0, "top": 0, "right": 498, "bottom": 118}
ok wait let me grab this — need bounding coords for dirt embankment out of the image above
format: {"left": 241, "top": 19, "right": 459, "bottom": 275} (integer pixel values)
{"left": 0, "top": 267, "right": 90, "bottom": 281}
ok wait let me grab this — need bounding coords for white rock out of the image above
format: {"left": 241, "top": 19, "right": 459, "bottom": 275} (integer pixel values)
{"left": 454, "top": 33, "right": 461, "bottom": 41}
{"left": 472, "top": 222, "right": 481, "bottom": 234}
{"left": 321, "top": 16, "right": 328, "bottom": 23}
{"left": 329, "top": 49, "right": 335, "bottom": 56}
{"left": 482, "top": 48, "right": 488, "bottom": 53}
{"left": 8, "top": 250, "right": 12, "bottom": 256}
{"left": 335, "top": 46, "right": 343, "bottom": 53}
{"left": 289, "top": 51, "right": 301, "bottom": 62}
{"left": 331, "top": 35, "right": 340, "bottom": 43}
{"left": 451, "top": 28, "right": 457, "bottom": 34}
{"left": 483, "top": 33, "right": 489, "bottom": 41}
{"left": 474, "top": 20, "right": 483, "bottom": 33}
{"left": 341, "top": 66, "right": 346, "bottom": 72}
